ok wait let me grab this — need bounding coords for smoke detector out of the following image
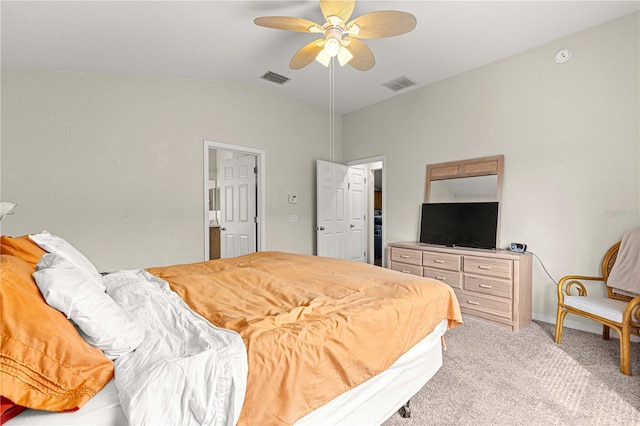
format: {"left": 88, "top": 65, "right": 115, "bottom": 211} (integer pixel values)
{"left": 554, "top": 48, "right": 572, "bottom": 64}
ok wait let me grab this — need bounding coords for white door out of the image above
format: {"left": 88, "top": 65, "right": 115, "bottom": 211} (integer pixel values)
{"left": 219, "top": 155, "right": 257, "bottom": 258}
{"left": 316, "top": 160, "right": 348, "bottom": 258}
{"left": 316, "top": 160, "right": 368, "bottom": 262}
{"left": 347, "top": 166, "right": 367, "bottom": 262}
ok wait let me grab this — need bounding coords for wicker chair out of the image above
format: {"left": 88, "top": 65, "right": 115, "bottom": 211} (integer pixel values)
{"left": 555, "top": 241, "right": 640, "bottom": 375}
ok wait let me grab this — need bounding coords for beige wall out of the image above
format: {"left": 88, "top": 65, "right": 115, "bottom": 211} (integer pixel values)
{"left": 342, "top": 13, "right": 640, "bottom": 331}
{"left": 1, "top": 70, "right": 341, "bottom": 270}
{"left": 1, "top": 13, "right": 638, "bottom": 333}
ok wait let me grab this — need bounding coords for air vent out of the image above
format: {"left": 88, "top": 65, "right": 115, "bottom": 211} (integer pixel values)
{"left": 381, "top": 75, "right": 417, "bottom": 92}
{"left": 260, "top": 71, "right": 291, "bottom": 85}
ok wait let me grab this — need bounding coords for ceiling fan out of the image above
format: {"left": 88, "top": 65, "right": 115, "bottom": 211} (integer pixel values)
{"left": 254, "top": 0, "right": 417, "bottom": 71}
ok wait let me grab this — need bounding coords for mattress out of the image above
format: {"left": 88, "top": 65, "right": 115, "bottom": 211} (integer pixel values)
{"left": 7, "top": 319, "right": 447, "bottom": 426}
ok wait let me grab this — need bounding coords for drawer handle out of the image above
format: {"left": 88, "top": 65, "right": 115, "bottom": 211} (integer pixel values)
{"left": 478, "top": 265, "right": 492, "bottom": 270}
{"left": 479, "top": 284, "right": 493, "bottom": 289}
{"left": 400, "top": 255, "right": 410, "bottom": 259}
{"left": 435, "top": 276, "right": 447, "bottom": 280}
{"left": 466, "top": 300, "right": 480, "bottom": 305}
{"left": 401, "top": 270, "right": 411, "bottom": 273}
{"left": 433, "top": 259, "right": 445, "bottom": 264}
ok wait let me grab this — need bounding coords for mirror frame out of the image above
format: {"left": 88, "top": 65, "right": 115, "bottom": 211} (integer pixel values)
{"left": 425, "top": 155, "right": 504, "bottom": 203}
{"left": 425, "top": 154, "right": 504, "bottom": 247}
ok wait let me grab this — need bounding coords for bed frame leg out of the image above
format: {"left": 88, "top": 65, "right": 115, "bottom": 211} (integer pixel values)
{"left": 398, "top": 400, "right": 411, "bottom": 418}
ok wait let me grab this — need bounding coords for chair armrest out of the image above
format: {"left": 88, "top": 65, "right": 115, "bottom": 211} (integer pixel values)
{"left": 623, "top": 295, "right": 640, "bottom": 328}
{"left": 557, "top": 275, "right": 604, "bottom": 303}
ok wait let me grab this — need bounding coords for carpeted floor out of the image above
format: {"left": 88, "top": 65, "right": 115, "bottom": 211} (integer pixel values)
{"left": 382, "top": 316, "right": 640, "bottom": 426}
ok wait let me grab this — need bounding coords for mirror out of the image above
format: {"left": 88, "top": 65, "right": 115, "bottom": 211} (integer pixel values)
{"left": 424, "top": 155, "right": 504, "bottom": 247}
{"left": 425, "top": 155, "right": 503, "bottom": 204}
{"left": 429, "top": 175, "right": 498, "bottom": 203}
{"left": 421, "top": 155, "right": 504, "bottom": 247}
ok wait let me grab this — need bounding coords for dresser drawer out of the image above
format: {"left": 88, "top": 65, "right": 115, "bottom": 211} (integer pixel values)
{"left": 454, "top": 289, "right": 512, "bottom": 319}
{"left": 391, "top": 248, "right": 422, "bottom": 266}
{"left": 390, "top": 262, "right": 423, "bottom": 277}
{"left": 387, "top": 242, "right": 532, "bottom": 331}
{"left": 464, "top": 275, "right": 512, "bottom": 299}
{"left": 422, "top": 252, "right": 461, "bottom": 272}
{"left": 423, "top": 267, "right": 462, "bottom": 289}
{"left": 463, "top": 256, "right": 513, "bottom": 280}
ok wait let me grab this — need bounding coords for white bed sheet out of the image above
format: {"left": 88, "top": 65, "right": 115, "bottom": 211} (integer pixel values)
{"left": 7, "top": 319, "right": 447, "bottom": 426}
{"left": 6, "top": 379, "right": 126, "bottom": 425}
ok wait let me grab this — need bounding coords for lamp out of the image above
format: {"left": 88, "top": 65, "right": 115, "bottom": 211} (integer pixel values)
{"left": 0, "top": 201, "right": 17, "bottom": 220}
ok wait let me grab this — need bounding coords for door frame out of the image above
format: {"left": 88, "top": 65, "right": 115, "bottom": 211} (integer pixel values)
{"left": 203, "top": 140, "right": 266, "bottom": 261}
{"left": 346, "top": 155, "right": 385, "bottom": 267}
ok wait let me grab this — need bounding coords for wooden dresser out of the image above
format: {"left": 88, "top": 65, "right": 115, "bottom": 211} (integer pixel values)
{"left": 387, "top": 242, "right": 532, "bottom": 331}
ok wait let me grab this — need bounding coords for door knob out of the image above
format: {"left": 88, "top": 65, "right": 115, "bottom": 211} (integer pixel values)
{"left": 317, "top": 226, "right": 325, "bottom": 231}
{"left": 220, "top": 227, "right": 226, "bottom": 231}
{"left": 350, "top": 224, "right": 355, "bottom": 228}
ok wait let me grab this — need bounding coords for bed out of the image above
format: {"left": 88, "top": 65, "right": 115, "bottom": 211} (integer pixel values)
{"left": 1, "top": 233, "right": 462, "bottom": 425}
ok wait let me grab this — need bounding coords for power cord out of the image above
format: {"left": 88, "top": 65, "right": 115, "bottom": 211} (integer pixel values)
{"left": 526, "top": 250, "right": 557, "bottom": 285}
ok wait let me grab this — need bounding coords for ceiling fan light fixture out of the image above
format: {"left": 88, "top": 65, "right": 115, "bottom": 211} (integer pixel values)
{"left": 337, "top": 47, "right": 353, "bottom": 66}
{"left": 315, "top": 50, "right": 332, "bottom": 67}
{"left": 323, "top": 37, "right": 341, "bottom": 57}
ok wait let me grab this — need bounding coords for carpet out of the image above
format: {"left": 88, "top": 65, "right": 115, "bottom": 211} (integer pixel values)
{"left": 382, "top": 316, "right": 640, "bottom": 426}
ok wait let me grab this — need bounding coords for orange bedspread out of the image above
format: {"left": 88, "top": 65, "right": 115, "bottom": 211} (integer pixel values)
{"left": 147, "top": 252, "right": 462, "bottom": 425}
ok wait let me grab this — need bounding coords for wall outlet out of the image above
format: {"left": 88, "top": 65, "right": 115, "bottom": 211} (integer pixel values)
{"left": 288, "top": 214, "right": 298, "bottom": 223}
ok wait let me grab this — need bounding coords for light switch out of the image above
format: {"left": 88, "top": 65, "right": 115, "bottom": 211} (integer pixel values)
{"left": 288, "top": 194, "right": 298, "bottom": 204}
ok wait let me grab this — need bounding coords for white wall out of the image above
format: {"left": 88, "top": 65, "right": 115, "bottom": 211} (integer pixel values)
{"left": 342, "top": 13, "right": 640, "bottom": 331}
{"left": 1, "top": 70, "right": 341, "bottom": 270}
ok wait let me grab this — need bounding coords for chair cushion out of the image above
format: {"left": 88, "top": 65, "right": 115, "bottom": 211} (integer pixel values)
{"left": 564, "top": 295, "right": 629, "bottom": 323}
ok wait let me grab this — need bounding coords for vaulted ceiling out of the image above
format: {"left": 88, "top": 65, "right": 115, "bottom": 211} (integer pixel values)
{"left": 2, "top": 1, "right": 638, "bottom": 113}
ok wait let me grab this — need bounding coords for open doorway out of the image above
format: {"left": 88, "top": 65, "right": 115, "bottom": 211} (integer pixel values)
{"left": 373, "top": 168, "right": 383, "bottom": 266}
{"left": 346, "top": 156, "right": 385, "bottom": 267}
{"left": 203, "top": 141, "right": 266, "bottom": 261}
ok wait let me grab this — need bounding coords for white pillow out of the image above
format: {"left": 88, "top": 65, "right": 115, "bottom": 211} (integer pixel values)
{"left": 29, "top": 231, "right": 104, "bottom": 291}
{"left": 33, "top": 253, "right": 145, "bottom": 360}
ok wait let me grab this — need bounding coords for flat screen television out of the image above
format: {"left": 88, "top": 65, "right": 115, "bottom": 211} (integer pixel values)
{"left": 419, "top": 202, "right": 499, "bottom": 249}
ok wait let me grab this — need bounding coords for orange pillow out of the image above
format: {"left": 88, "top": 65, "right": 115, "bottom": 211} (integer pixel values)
{"left": 0, "top": 255, "right": 114, "bottom": 412}
{"left": 0, "top": 235, "right": 45, "bottom": 267}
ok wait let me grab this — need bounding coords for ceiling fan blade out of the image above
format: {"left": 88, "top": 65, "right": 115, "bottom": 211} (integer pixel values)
{"left": 289, "top": 39, "right": 325, "bottom": 70}
{"left": 347, "top": 11, "right": 417, "bottom": 38}
{"left": 343, "top": 37, "right": 374, "bottom": 71}
{"left": 320, "top": 0, "right": 355, "bottom": 24}
{"left": 254, "top": 16, "right": 322, "bottom": 33}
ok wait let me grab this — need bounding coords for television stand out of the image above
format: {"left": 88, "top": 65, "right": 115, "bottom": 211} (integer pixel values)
{"left": 387, "top": 242, "right": 532, "bottom": 331}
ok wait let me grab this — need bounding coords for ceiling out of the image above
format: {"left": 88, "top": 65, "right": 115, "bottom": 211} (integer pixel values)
{"left": 2, "top": 1, "right": 638, "bottom": 114}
